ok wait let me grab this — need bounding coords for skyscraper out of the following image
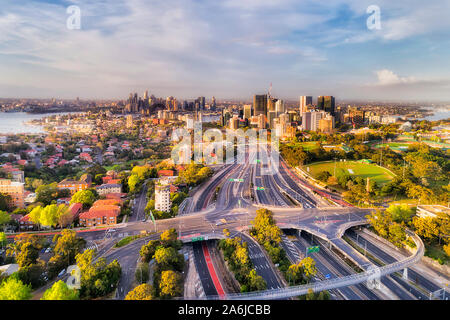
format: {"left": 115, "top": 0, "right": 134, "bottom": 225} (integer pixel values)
{"left": 267, "top": 98, "right": 277, "bottom": 112}
{"left": 275, "top": 99, "right": 285, "bottom": 114}
{"left": 243, "top": 104, "right": 253, "bottom": 120}
{"left": 299, "top": 96, "right": 312, "bottom": 114}
{"left": 253, "top": 94, "right": 267, "bottom": 116}
{"left": 317, "top": 96, "right": 335, "bottom": 116}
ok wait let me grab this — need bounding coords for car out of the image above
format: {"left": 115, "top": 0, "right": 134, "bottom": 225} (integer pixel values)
{"left": 45, "top": 247, "right": 51, "bottom": 253}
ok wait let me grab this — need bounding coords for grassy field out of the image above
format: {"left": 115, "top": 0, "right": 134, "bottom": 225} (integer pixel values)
{"left": 286, "top": 141, "right": 320, "bottom": 151}
{"left": 373, "top": 142, "right": 412, "bottom": 151}
{"left": 305, "top": 160, "right": 395, "bottom": 185}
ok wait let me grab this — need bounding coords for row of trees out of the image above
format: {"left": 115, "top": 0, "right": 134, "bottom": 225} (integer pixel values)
{"left": 249, "top": 209, "right": 291, "bottom": 273}
{"left": 218, "top": 230, "right": 266, "bottom": 292}
{"left": 128, "top": 229, "right": 184, "bottom": 300}
{"left": 0, "top": 230, "right": 87, "bottom": 299}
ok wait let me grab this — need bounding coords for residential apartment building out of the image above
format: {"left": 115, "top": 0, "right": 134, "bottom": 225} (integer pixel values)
{"left": 57, "top": 179, "right": 90, "bottom": 195}
{"left": 0, "top": 179, "right": 25, "bottom": 208}
{"left": 155, "top": 184, "right": 171, "bottom": 212}
{"left": 95, "top": 183, "right": 122, "bottom": 196}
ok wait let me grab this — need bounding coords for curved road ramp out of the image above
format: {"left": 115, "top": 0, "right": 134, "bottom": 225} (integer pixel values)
{"left": 194, "top": 231, "right": 424, "bottom": 300}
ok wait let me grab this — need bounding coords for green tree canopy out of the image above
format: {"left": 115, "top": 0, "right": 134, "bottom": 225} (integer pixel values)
{"left": 125, "top": 283, "right": 153, "bottom": 300}
{"left": 70, "top": 189, "right": 96, "bottom": 209}
{"left": 0, "top": 275, "right": 32, "bottom": 300}
{"left": 41, "top": 280, "right": 79, "bottom": 300}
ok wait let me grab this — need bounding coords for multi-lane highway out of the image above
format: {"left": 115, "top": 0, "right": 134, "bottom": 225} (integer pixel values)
{"left": 39, "top": 140, "right": 438, "bottom": 300}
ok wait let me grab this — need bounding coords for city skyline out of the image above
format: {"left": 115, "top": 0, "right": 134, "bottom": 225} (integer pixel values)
{"left": 0, "top": 1, "right": 450, "bottom": 101}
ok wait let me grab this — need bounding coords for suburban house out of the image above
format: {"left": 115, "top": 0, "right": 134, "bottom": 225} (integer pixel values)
{"left": 95, "top": 183, "right": 122, "bottom": 196}
{"left": 79, "top": 205, "right": 121, "bottom": 227}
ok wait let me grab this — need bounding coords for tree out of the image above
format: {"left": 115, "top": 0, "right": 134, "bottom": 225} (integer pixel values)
{"left": 35, "top": 183, "right": 61, "bottom": 206}
{"left": 412, "top": 217, "right": 440, "bottom": 244}
{"left": 444, "top": 244, "right": 450, "bottom": 258}
{"left": 0, "top": 193, "right": 11, "bottom": 211}
{"left": 70, "top": 189, "right": 96, "bottom": 209}
{"left": 299, "top": 257, "right": 317, "bottom": 280}
{"left": 125, "top": 284, "right": 153, "bottom": 300}
{"left": 140, "top": 240, "right": 161, "bottom": 263}
{"left": 154, "top": 247, "right": 184, "bottom": 271}
{"left": 248, "top": 269, "right": 266, "bottom": 291}
{"left": 75, "top": 249, "right": 121, "bottom": 299}
{"left": 28, "top": 206, "right": 43, "bottom": 227}
{"left": 286, "top": 262, "right": 304, "bottom": 285}
{"left": 128, "top": 174, "right": 140, "bottom": 193}
{"left": 160, "top": 228, "right": 181, "bottom": 249}
{"left": 388, "top": 223, "right": 406, "bottom": 248}
{"left": 41, "top": 280, "right": 79, "bottom": 300}
{"left": 0, "top": 275, "right": 32, "bottom": 300}
{"left": 48, "top": 230, "right": 86, "bottom": 278}
{"left": 0, "top": 210, "right": 11, "bottom": 229}
{"left": 39, "top": 204, "right": 60, "bottom": 227}
{"left": 0, "top": 232, "right": 6, "bottom": 248}
{"left": 386, "top": 204, "right": 415, "bottom": 223}
{"left": 159, "top": 270, "right": 182, "bottom": 299}
{"left": 7, "top": 234, "right": 42, "bottom": 268}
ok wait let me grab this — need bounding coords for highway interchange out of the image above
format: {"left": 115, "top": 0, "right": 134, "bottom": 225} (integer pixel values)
{"left": 70, "top": 142, "right": 444, "bottom": 300}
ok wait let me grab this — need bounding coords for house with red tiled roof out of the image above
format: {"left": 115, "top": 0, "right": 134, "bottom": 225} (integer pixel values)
{"left": 105, "top": 193, "right": 127, "bottom": 200}
{"left": 158, "top": 170, "right": 174, "bottom": 177}
{"left": 19, "top": 214, "right": 36, "bottom": 231}
{"left": 68, "top": 203, "right": 83, "bottom": 223}
{"left": 79, "top": 153, "right": 93, "bottom": 163}
{"left": 79, "top": 205, "right": 121, "bottom": 227}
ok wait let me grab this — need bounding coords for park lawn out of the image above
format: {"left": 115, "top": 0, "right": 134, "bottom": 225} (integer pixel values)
{"left": 305, "top": 160, "right": 395, "bottom": 185}
{"left": 373, "top": 142, "right": 412, "bottom": 151}
{"left": 286, "top": 141, "right": 320, "bottom": 151}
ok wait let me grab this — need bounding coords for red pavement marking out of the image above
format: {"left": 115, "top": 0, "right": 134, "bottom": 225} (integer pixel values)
{"left": 201, "top": 242, "right": 225, "bottom": 298}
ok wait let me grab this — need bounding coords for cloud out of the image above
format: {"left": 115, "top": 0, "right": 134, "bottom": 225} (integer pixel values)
{"left": 375, "top": 69, "right": 416, "bottom": 86}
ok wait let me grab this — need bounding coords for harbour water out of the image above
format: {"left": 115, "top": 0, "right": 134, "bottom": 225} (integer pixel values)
{"left": 0, "top": 112, "right": 75, "bottom": 134}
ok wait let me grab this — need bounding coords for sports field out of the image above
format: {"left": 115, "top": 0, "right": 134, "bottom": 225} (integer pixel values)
{"left": 305, "top": 160, "right": 395, "bottom": 185}
{"left": 373, "top": 142, "right": 411, "bottom": 151}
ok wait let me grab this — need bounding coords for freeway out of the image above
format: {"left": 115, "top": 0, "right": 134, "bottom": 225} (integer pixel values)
{"left": 346, "top": 229, "right": 439, "bottom": 299}
{"left": 297, "top": 231, "right": 381, "bottom": 300}
{"left": 238, "top": 232, "right": 284, "bottom": 291}
{"left": 22, "top": 140, "right": 432, "bottom": 300}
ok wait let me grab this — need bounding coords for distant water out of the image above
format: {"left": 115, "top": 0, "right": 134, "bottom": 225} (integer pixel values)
{"left": 0, "top": 112, "right": 77, "bottom": 134}
{"left": 419, "top": 107, "right": 450, "bottom": 121}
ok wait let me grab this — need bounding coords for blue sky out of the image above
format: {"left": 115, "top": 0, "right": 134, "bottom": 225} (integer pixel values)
{"left": 0, "top": 0, "right": 449, "bottom": 101}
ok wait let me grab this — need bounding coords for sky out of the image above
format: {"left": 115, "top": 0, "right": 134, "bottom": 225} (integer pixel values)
{"left": 0, "top": 0, "right": 449, "bottom": 102}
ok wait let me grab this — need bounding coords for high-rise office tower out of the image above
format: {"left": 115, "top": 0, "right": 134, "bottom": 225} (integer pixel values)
{"left": 275, "top": 99, "right": 285, "bottom": 114}
{"left": 301, "top": 111, "right": 327, "bottom": 131}
{"left": 198, "top": 97, "right": 206, "bottom": 109}
{"left": 267, "top": 111, "right": 277, "bottom": 129}
{"left": 267, "top": 98, "right": 277, "bottom": 112}
{"left": 253, "top": 94, "right": 267, "bottom": 116}
{"left": 243, "top": 104, "right": 253, "bottom": 120}
{"left": 211, "top": 97, "right": 217, "bottom": 110}
{"left": 299, "top": 96, "right": 313, "bottom": 114}
{"left": 317, "top": 96, "right": 335, "bottom": 116}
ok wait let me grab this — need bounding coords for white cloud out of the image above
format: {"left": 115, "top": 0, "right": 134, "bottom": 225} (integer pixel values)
{"left": 375, "top": 69, "right": 416, "bottom": 85}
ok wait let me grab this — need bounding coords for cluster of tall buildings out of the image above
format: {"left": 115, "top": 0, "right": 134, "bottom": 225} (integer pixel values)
{"left": 226, "top": 94, "right": 337, "bottom": 138}
{"left": 124, "top": 91, "right": 217, "bottom": 115}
